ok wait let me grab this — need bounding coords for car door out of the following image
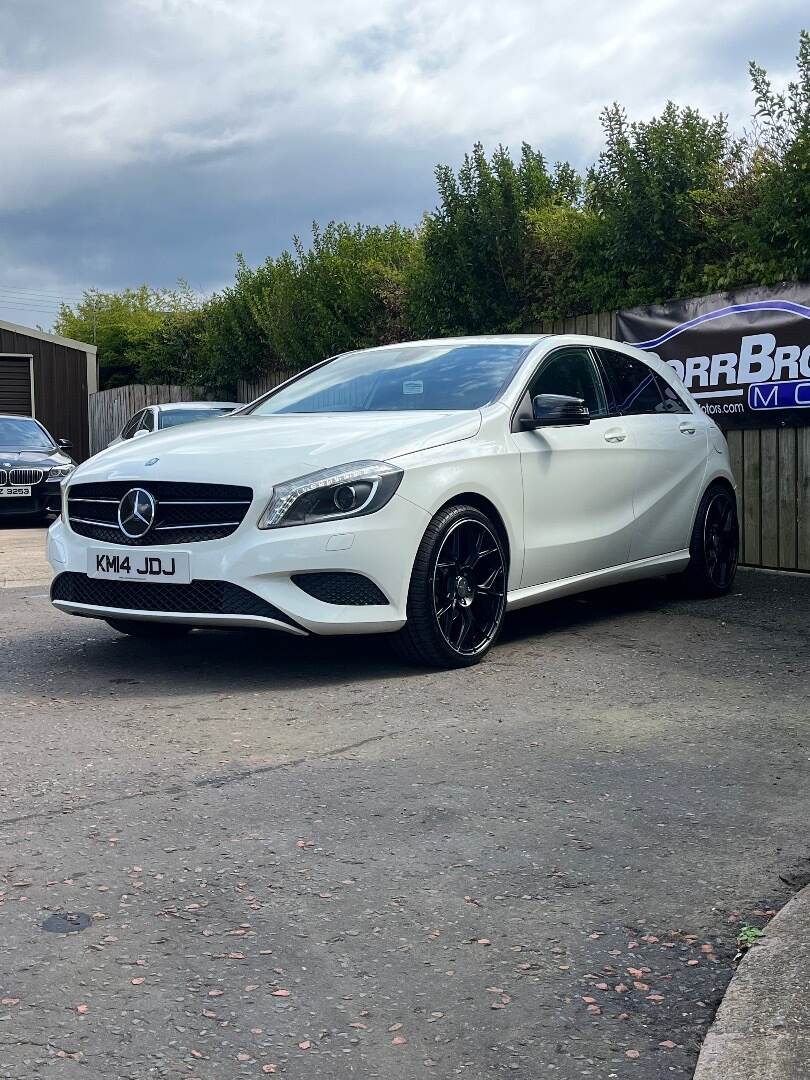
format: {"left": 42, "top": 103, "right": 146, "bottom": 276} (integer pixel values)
{"left": 596, "top": 348, "right": 709, "bottom": 560}
{"left": 512, "top": 345, "right": 637, "bottom": 587}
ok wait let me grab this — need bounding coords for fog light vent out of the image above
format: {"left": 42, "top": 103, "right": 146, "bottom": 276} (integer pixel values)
{"left": 291, "top": 572, "right": 387, "bottom": 606}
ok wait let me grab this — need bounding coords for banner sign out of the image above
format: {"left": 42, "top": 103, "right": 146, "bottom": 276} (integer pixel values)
{"left": 616, "top": 283, "right": 810, "bottom": 429}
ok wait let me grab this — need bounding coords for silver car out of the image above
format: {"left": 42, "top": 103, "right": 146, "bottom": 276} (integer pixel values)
{"left": 110, "top": 402, "right": 242, "bottom": 446}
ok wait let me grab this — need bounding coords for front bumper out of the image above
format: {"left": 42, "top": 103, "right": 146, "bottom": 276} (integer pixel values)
{"left": 0, "top": 481, "right": 62, "bottom": 517}
{"left": 47, "top": 494, "right": 430, "bottom": 635}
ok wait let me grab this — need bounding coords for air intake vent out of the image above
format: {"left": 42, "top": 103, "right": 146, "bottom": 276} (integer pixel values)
{"left": 292, "top": 572, "right": 387, "bottom": 606}
{"left": 51, "top": 572, "right": 297, "bottom": 626}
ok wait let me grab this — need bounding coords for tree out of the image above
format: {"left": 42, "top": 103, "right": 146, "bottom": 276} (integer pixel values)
{"left": 246, "top": 221, "right": 418, "bottom": 370}
{"left": 55, "top": 285, "right": 199, "bottom": 388}
{"left": 584, "top": 102, "right": 740, "bottom": 308}
{"left": 748, "top": 30, "right": 810, "bottom": 280}
{"left": 408, "top": 143, "right": 573, "bottom": 336}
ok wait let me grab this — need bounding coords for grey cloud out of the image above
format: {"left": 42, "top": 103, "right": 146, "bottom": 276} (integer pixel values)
{"left": 0, "top": 0, "right": 805, "bottom": 329}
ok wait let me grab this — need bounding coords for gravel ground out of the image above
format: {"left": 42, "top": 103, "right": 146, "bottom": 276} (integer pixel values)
{"left": 0, "top": 563, "right": 808, "bottom": 1079}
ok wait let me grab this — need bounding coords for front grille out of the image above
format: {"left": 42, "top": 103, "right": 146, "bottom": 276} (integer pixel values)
{"left": 51, "top": 572, "right": 298, "bottom": 627}
{"left": 9, "top": 468, "right": 45, "bottom": 485}
{"left": 292, "top": 571, "right": 388, "bottom": 605}
{"left": 67, "top": 480, "right": 253, "bottom": 545}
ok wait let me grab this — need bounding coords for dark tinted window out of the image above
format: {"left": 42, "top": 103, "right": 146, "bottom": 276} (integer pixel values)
{"left": 250, "top": 344, "right": 530, "bottom": 414}
{"left": 653, "top": 375, "right": 690, "bottom": 414}
{"left": 139, "top": 409, "right": 155, "bottom": 432}
{"left": 121, "top": 411, "right": 143, "bottom": 439}
{"left": 529, "top": 347, "right": 608, "bottom": 418}
{"left": 598, "top": 349, "right": 665, "bottom": 415}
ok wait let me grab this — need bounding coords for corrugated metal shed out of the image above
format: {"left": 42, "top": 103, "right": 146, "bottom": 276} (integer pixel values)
{"left": 0, "top": 319, "right": 97, "bottom": 461}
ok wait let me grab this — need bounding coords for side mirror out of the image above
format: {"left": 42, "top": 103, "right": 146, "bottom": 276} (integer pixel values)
{"left": 132, "top": 428, "right": 150, "bottom": 439}
{"left": 521, "top": 394, "right": 590, "bottom": 429}
{"left": 57, "top": 438, "right": 73, "bottom": 451}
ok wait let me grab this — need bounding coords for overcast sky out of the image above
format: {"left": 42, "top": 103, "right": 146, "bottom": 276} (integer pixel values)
{"left": 0, "top": 0, "right": 805, "bottom": 330}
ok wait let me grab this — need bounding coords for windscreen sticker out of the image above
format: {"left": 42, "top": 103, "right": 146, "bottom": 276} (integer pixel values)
{"left": 402, "top": 380, "right": 424, "bottom": 395}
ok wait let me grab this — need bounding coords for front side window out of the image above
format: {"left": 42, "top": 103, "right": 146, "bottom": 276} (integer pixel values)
{"left": 598, "top": 349, "right": 670, "bottom": 415}
{"left": 529, "top": 347, "right": 608, "bottom": 418}
{"left": 121, "top": 411, "right": 143, "bottom": 439}
{"left": 139, "top": 409, "right": 155, "bottom": 432}
{"left": 249, "top": 343, "right": 531, "bottom": 415}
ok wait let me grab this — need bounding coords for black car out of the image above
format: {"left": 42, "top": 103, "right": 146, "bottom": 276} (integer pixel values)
{"left": 0, "top": 414, "right": 75, "bottom": 522}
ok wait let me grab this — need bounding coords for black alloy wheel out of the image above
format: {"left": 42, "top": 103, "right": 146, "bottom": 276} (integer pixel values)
{"left": 433, "top": 518, "right": 506, "bottom": 655}
{"left": 684, "top": 484, "right": 739, "bottom": 596}
{"left": 394, "top": 504, "right": 507, "bottom": 667}
{"left": 704, "top": 489, "right": 738, "bottom": 590}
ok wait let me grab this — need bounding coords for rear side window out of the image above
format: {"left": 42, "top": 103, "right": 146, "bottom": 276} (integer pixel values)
{"left": 654, "top": 376, "right": 691, "bottom": 414}
{"left": 598, "top": 349, "right": 688, "bottom": 415}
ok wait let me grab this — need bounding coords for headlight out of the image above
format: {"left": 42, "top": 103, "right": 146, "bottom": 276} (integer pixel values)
{"left": 258, "top": 460, "right": 403, "bottom": 530}
{"left": 47, "top": 464, "right": 75, "bottom": 482}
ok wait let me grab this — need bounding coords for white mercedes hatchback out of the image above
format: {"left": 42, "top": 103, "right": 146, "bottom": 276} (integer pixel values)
{"left": 48, "top": 336, "right": 739, "bottom": 667}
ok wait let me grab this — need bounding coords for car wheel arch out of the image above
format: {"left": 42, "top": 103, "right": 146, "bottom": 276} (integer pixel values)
{"left": 431, "top": 492, "right": 512, "bottom": 574}
{"left": 697, "top": 475, "right": 737, "bottom": 518}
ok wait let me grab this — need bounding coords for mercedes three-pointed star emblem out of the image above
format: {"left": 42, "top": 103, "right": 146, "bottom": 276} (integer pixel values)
{"left": 118, "top": 487, "right": 157, "bottom": 539}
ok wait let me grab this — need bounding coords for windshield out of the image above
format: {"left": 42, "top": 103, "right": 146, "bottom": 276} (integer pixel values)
{"left": 248, "top": 343, "right": 530, "bottom": 415}
{"left": 159, "top": 408, "right": 234, "bottom": 429}
{"left": 0, "top": 417, "right": 54, "bottom": 449}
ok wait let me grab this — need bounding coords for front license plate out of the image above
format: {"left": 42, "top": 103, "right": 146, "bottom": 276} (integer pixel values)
{"left": 88, "top": 549, "right": 192, "bottom": 584}
{"left": 0, "top": 486, "right": 31, "bottom": 497}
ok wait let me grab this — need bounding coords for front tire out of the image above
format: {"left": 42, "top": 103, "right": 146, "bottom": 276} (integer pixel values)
{"left": 394, "top": 504, "right": 507, "bottom": 668}
{"left": 683, "top": 484, "right": 739, "bottom": 597}
{"left": 106, "top": 619, "right": 192, "bottom": 639}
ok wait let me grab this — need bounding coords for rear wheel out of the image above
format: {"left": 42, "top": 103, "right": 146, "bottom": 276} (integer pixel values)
{"left": 106, "top": 619, "right": 192, "bottom": 639}
{"left": 393, "top": 504, "right": 507, "bottom": 668}
{"left": 683, "top": 484, "right": 739, "bottom": 596}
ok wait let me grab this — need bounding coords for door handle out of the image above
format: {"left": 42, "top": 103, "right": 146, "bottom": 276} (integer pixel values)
{"left": 679, "top": 421, "right": 696, "bottom": 435}
{"left": 603, "top": 428, "right": 627, "bottom": 444}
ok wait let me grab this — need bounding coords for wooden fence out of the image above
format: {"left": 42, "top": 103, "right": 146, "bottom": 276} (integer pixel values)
{"left": 726, "top": 428, "right": 810, "bottom": 571}
{"left": 88, "top": 384, "right": 207, "bottom": 455}
{"left": 237, "top": 369, "right": 295, "bottom": 403}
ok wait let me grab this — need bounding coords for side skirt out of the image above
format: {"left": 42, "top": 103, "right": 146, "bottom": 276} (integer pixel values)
{"left": 506, "top": 550, "right": 690, "bottom": 611}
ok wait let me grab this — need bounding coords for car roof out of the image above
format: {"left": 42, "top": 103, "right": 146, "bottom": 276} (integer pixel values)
{"left": 152, "top": 402, "right": 242, "bottom": 411}
{"left": 367, "top": 335, "right": 548, "bottom": 350}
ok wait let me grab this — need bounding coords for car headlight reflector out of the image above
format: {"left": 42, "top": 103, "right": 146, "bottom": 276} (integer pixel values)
{"left": 47, "top": 464, "right": 75, "bottom": 482}
{"left": 259, "top": 460, "right": 403, "bottom": 529}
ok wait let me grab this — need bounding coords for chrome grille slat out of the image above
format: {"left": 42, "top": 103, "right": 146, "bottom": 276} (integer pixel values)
{"left": 70, "top": 516, "right": 119, "bottom": 528}
{"left": 68, "top": 496, "right": 120, "bottom": 504}
{"left": 155, "top": 521, "right": 241, "bottom": 531}
{"left": 0, "top": 470, "right": 6, "bottom": 486}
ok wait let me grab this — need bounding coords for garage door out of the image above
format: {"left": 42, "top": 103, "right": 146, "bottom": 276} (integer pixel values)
{"left": 0, "top": 357, "right": 33, "bottom": 415}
